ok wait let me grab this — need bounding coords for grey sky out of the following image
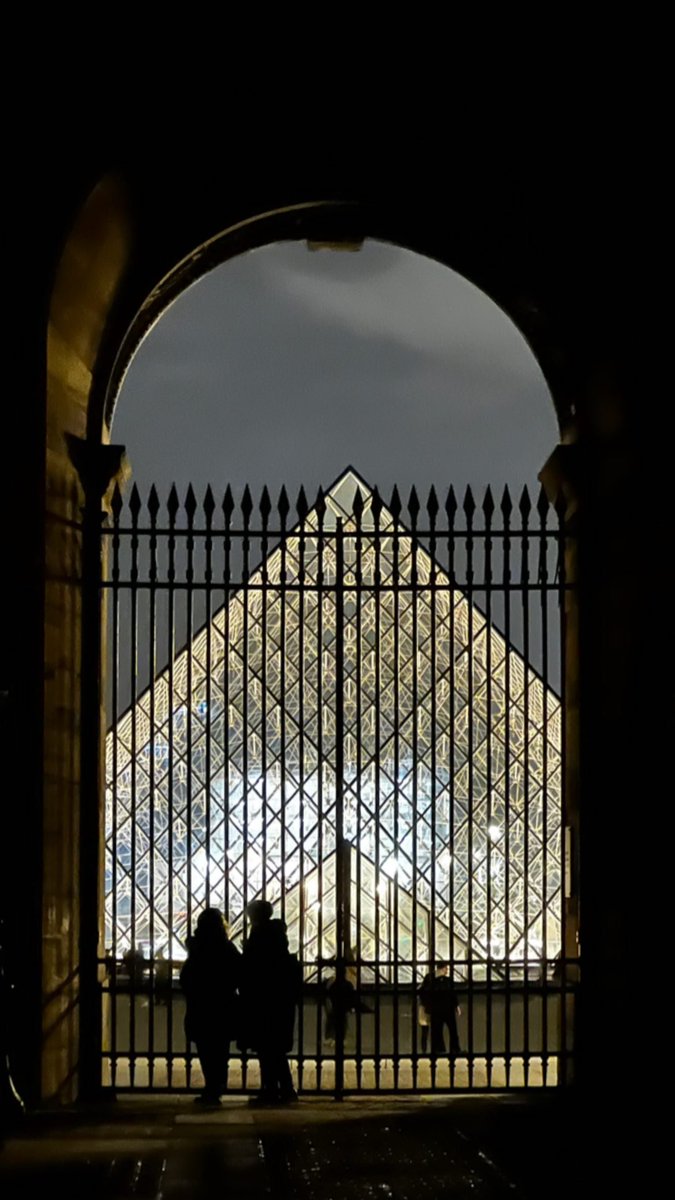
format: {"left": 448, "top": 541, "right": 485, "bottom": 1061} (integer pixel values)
{"left": 113, "top": 240, "right": 557, "bottom": 503}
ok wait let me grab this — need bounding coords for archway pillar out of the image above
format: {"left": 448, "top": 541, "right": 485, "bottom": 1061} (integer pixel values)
{"left": 66, "top": 436, "right": 128, "bottom": 1101}
{"left": 540, "top": 443, "right": 581, "bottom": 1087}
{"left": 541, "top": 426, "right": 638, "bottom": 1108}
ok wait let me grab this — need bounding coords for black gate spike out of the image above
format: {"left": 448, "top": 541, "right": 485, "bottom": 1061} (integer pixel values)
{"left": 389, "top": 485, "right": 402, "bottom": 519}
{"left": 278, "top": 485, "right": 290, "bottom": 524}
{"left": 463, "top": 485, "right": 476, "bottom": 521}
{"left": 129, "top": 482, "right": 141, "bottom": 519}
{"left": 537, "top": 483, "right": 550, "bottom": 522}
{"left": 185, "top": 484, "right": 197, "bottom": 522}
{"left": 500, "top": 484, "right": 513, "bottom": 518}
{"left": 147, "top": 484, "right": 160, "bottom": 520}
{"left": 315, "top": 486, "right": 326, "bottom": 523}
{"left": 426, "top": 485, "right": 439, "bottom": 524}
{"left": 482, "top": 485, "right": 495, "bottom": 521}
{"left": 203, "top": 485, "right": 216, "bottom": 522}
{"left": 519, "top": 485, "right": 532, "bottom": 519}
{"left": 296, "top": 485, "right": 309, "bottom": 521}
{"left": 241, "top": 485, "right": 253, "bottom": 522}
{"left": 167, "top": 483, "right": 180, "bottom": 520}
{"left": 353, "top": 487, "right": 364, "bottom": 522}
{"left": 408, "top": 486, "right": 420, "bottom": 524}
{"left": 110, "top": 481, "right": 124, "bottom": 519}
{"left": 444, "top": 485, "right": 457, "bottom": 523}
{"left": 259, "top": 485, "right": 272, "bottom": 522}
{"left": 370, "top": 487, "right": 383, "bottom": 524}
{"left": 222, "top": 484, "right": 234, "bottom": 522}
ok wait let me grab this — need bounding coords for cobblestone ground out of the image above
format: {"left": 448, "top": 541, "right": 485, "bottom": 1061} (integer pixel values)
{"left": 0, "top": 1095, "right": 574, "bottom": 1198}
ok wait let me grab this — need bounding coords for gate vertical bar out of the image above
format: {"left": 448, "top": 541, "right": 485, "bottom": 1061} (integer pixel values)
{"left": 372, "top": 490, "right": 383, "bottom": 1091}
{"left": 537, "top": 487, "right": 550, "bottom": 1083}
{"left": 557, "top": 491, "right": 570, "bottom": 1085}
{"left": 222, "top": 488, "right": 234, "bottom": 933}
{"left": 241, "top": 487, "right": 252, "bottom": 1090}
{"left": 184, "top": 486, "right": 196, "bottom": 1089}
{"left": 516, "top": 487, "right": 528, "bottom": 1089}
{"left": 109, "top": 485, "right": 122, "bottom": 1089}
{"left": 279, "top": 489, "right": 290, "bottom": 933}
{"left": 204, "top": 487, "right": 215, "bottom": 909}
{"left": 260, "top": 489, "right": 270, "bottom": 917}
{"left": 554, "top": 487, "right": 569, "bottom": 1089}
{"left": 501, "top": 487, "right": 513, "bottom": 1087}
{"left": 391, "top": 489, "right": 402, "bottom": 1090}
{"left": 464, "top": 487, "right": 476, "bottom": 1088}
{"left": 148, "top": 486, "right": 159, "bottom": 1086}
{"left": 128, "top": 484, "right": 140, "bottom": 1088}
{"left": 483, "top": 488, "right": 494, "bottom": 1087}
{"left": 315, "top": 489, "right": 325, "bottom": 1092}
{"left": 296, "top": 488, "right": 308, "bottom": 1091}
{"left": 446, "top": 488, "right": 457, "bottom": 1091}
{"left": 354, "top": 488, "right": 364, "bottom": 1090}
{"left": 520, "top": 488, "right": 531, "bottom": 1086}
{"left": 166, "top": 486, "right": 178, "bottom": 1088}
{"left": 334, "top": 520, "right": 346, "bottom": 1100}
{"left": 409, "top": 488, "right": 420, "bottom": 1091}
{"left": 427, "top": 487, "right": 439, "bottom": 1091}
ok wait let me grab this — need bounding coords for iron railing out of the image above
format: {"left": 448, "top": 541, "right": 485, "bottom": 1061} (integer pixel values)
{"left": 100, "top": 468, "right": 575, "bottom": 1094}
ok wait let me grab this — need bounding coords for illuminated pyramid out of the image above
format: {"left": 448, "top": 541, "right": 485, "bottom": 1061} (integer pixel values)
{"left": 106, "top": 470, "right": 562, "bottom": 979}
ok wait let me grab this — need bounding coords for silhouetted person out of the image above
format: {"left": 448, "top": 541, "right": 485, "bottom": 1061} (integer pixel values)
{"left": 418, "top": 991, "right": 430, "bottom": 1053}
{"left": 122, "top": 945, "right": 147, "bottom": 988}
{"left": 324, "top": 955, "right": 372, "bottom": 1045}
{"left": 154, "top": 949, "right": 172, "bottom": 1006}
{"left": 240, "top": 901, "right": 302, "bottom": 1105}
{"left": 180, "top": 908, "right": 241, "bottom": 1105}
{"left": 419, "top": 962, "right": 462, "bottom": 1058}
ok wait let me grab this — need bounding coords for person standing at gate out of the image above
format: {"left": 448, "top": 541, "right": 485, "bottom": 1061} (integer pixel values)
{"left": 324, "top": 950, "right": 372, "bottom": 1046}
{"left": 180, "top": 908, "right": 241, "bottom": 1106}
{"left": 122, "top": 944, "right": 147, "bottom": 988}
{"left": 418, "top": 990, "right": 431, "bottom": 1053}
{"left": 419, "top": 962, "right": 462, "bottom": 1059}
{"left": 240, "top": 900, "right": 302, "bottom": 1105}
{"left": 154, "top": 948, "right": 172, "bottom": 1006}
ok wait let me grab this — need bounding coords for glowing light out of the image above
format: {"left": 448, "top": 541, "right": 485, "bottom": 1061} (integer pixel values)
{"left": 381, "top": 856, "right": 399, "bottom": 881}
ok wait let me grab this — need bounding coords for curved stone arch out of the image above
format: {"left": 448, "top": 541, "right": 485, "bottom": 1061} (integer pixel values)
{"left": 39, "top": 172, "right": 585, "bottom": 1105}
{"left": 97, "top": 197, "right": 571, "bottom": 442}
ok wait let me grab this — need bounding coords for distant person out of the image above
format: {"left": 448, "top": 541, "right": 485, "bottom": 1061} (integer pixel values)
{"left": 180, "top": 908, "right": 241, "bottom": 1106}
{"left": 324, "top": 953, "right": 372, "bottom": 1046}
{"left": 418, "top": 988, "right": 430, "bottom": 1053}
{"left": 154, "top": 949, "right": 172, "bottom": 1006}
{"left": 240, "top": 900, "right": 302, "bottom": 1105}
{"left": 419, "top": 962, "right": 462, "bottom": 1058}
{"left": 122, "top": 945, "right": 147, "bottom": 988}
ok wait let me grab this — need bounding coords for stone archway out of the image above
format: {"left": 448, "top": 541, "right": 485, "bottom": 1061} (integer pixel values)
{"left": 31, "top": 170, "right": 606, "bottom": 1106}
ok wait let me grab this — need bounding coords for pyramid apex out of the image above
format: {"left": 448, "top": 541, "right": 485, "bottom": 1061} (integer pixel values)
{"left": 325, "top": 466, "right": 374, "bottom": 519}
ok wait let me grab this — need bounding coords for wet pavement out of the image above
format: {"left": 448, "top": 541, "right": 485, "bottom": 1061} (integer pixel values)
{"left": 0, "top": 1094, "right": 575, "bottom": 1198}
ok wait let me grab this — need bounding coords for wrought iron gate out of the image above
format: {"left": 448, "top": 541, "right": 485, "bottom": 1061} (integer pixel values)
{"left": 101, "top": 468, "right": 575, "bottom": 1093}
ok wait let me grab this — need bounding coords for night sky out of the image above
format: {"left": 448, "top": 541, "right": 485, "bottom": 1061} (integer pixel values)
{"left": 113, "top": 240, "right": 557, "bottom": 505}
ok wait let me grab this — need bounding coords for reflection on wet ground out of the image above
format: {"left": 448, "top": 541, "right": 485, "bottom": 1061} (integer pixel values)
{"left": 0, "top": 1094, "right": 574, "bottom": 1198}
